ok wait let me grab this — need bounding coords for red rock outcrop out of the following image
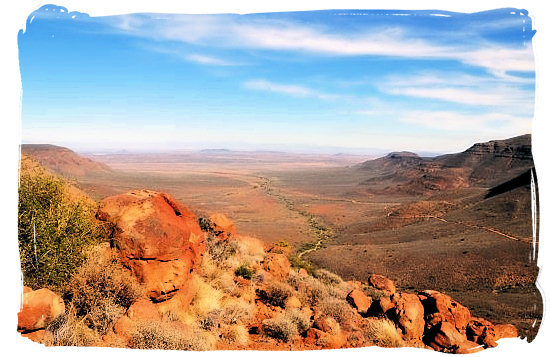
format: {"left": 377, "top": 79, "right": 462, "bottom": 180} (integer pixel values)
{"left": 97, "top": 190, "right": 204, "bottom": 302}
{"left": 419, "top": 290, "right": 471, "bottom": 333}
{"left": 368, "top": 274, "right": 396, "bottom": 295}
{"left": 262, "top": 252, "right": 291, "bottom": 280}
{"left": 391, "top": 293, "right": 425, "bottom": 340}
{"left": 346, "top": 290, "right": 372, "bottom": 315}
{"left": 18, "top": 288, "right": 65, "bottom": 333}
{"left": 209, "top": 213, "right": 237, "bottom": 240}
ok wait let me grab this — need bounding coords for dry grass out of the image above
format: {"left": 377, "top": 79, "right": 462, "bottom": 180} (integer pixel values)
{"left": 43, "top": 306, "right": 101, "bottom": 347}
{"left": 262, "top": 316, "right": 299, "bottom": 342}
{"left": 288, "top": 273, "right": 330, "bottom": 308}
{"left": 363, "top": 318, "right": 404, "bottom": 348}
{"left": 129, "top": 321, "right": 214, "bottom": 351}
{"left": 258, "top": 280, "right": 293, "bottom": 308}
{"left": 319, "top": 297, "right": 354, "bottom": 326}
{"left": 220, "top": 323, "right": 249, "bottom": 346}
{"left": 64, "top": 244, "right": 143, "bottom": 334}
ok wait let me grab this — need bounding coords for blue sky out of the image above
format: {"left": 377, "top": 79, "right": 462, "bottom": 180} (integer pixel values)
{"left": 18, "top": 5, "right": 536, "bottom": 154}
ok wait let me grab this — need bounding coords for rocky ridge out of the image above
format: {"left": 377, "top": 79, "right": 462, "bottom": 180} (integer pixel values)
{"left": 18, "top": 189, "right": 519, "bottom": 352}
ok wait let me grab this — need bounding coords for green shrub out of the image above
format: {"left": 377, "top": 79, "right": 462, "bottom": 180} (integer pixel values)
{"left": 289, "top": 254, "right": 317, "bottom": 275}
{"left": 18, "top": 162, "right": 109, "bottom": 290}
{"left": 235, "top": 264, "right": 255, "bottom": 280}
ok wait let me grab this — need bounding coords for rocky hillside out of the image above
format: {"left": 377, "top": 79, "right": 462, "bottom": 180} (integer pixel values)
{"left": 18, "top": 188, "right": 519, "bottom": 352}
{"left": 358, "top": 135, "right": 534, "bottom": 193}
{"left": 21, "top": 144, "right": 111, "bottom": 177}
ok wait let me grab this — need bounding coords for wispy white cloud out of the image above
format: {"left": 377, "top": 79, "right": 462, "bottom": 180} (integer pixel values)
{"left": 112, "top": 15, "right": 534, "bottom": 75}
{"left": 243, "top": 79, "right": 343, "bottom": 100}
{"left": 379, "top": 72, "right": 534, "bottom": 113}
{"left": 399, "top": 111, "right": 531, "bottom": 136}
{"left": 184, "top": 53, "right": 236, "bottom": 66}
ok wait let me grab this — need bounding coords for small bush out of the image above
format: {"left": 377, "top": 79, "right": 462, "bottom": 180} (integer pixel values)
{"left": 364, "top": 318, "right": 404, "bottom": 348}
{"left": 64, "top": 244, "right": 142, "bottom": 334}
{"left": 319, "top": 297, "right": 354, "bottom": 326}
{"left": 220, "top": 324, "right": 249, "bottom": 345}
{"left": 313, "top": 269, "right": 343, "bottom": 286}
{"left": 258, "top": 281, "right": 293, "bottom": 308}
{"left": 43, "top": 307, "right": 101, "bottom": 347}
{"left": 235, "top": 264, "right": 255, "bottom": 280}
{"left": 283, "top": 309, "right": 312, "bottom": 334}
{"left": 289, "top": 274, "right": 329, "bottom": 308}
{"left": 262, "top": 316, "right": 299, "bottom": 342}
{"left": 129, "top": 321, "right": 214, "bottom": 350}
{"left": 221, "top": 299, "right": 254, "bottom": 325}
{"left": 289, "top": 254, "right": 317, "bottom": 275}
{"left": 18, "top": 158, "right": 109, "bottom": 290}
{"left": 198, "top": 217, "right": 214, "bottom": 232}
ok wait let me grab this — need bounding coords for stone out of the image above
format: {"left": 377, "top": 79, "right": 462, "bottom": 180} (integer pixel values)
{"left": 346, "top": 290, "right": 372, "bottom": 315}
{"left": 97, "top": 190, "right": 205, "bottom": 302}
{"left": 428, "top": 321, "right": 466, "bottom": 352}
{"left": 18, "top": 288, "right": 65, "bottom": 332}
{"left": 419, "top": 290, "right": 471, "bottom": 333}
{"left": 391, "top": 293, "right": 424, "bottom": 340}
{"left": 209, "top": 213, "right": 237, "bottom": 240}
{"left": 368, "top": 274, "right": 396, "bottom": 295}
{"left": 262, "top": 252, "right": 291, "bottom": 280}
{"left": 466, "top": 317, "right": 497, "bottom": 347}
{"left": 494, "top": 324, "right": 518, "bottom": 340}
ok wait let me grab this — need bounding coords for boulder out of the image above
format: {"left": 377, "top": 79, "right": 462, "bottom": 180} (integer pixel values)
{"left": 368, "top": 274, "right": 396, "bottom": 295}
{"left": 18, "top": 288, "right": 65, "bottom": 332}
{"left": 419, "top": 290, "right": 471, "bottom": 333}
{"left": 494, "top": 324, "right": 518, "bottom": 340}
{"left": 209, "top": 213, "right": 236, "bottom": 240}
{"left": 262, "top": 252, "right": 291, "bottom": 280}
{"left": 391, "top": 293, "right": 424, "bottom": 340}
{"left": 466, "top": 317, "right": 497, "bottom": 347}
{"left": 427, "top": 321, "right": 466, "bottom": 352}
{"left": 346, "top": 290, "right": 372, "bottom": 315}
{"left": 97, "top": 190, "right": 204, "bottom": 302}
{"left": 455, "top": 340, "right": 484, "bottom": 354}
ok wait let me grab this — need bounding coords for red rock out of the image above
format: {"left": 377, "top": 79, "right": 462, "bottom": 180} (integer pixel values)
{"left": 494, "top": 324, "right": 518, "bottom": 339}
{"left": 22, "top": 286, "right": 32, "bottom": 294}
{"left": 377, "top": 296, "right": 396, "bottom": 315}
{"left": 391, "top": 293, "right": 424, "bottom": 340}
{"left": 466, "top": 317, "right": 497, "bottom": 347}
{"left": 428, "top": 322, "right": 466, "bottom": 352}
{"left": 346, "top": 290, "right": 372, "bottom": 315}
{"left": 209, "top": 213, "right": 236, "bottom": 240}
{"left": 18, "top": 288, "right": 65, "bottom": 332}
{"left": 262, "top": 252, "right": 291, "bottom": 280}
{"left": 368, "top": 274, "right": 396, "bottom": 295}
{"left": 298, "top": 268, "right": 308, "bottom": 276}
{"left": 97, "top": 190, "right": 204, "bottom": 302}
{"left": 419, "top": 290, "right": 471, "bottom": 333}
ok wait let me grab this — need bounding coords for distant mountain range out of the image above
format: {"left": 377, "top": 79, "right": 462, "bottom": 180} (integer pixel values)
{"left": 358, "top": 134, "right": 533, "bottom": 193}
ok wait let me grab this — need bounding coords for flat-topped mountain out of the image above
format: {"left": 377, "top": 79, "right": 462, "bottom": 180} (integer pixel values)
{"left": 358, "top": 135, "right": 533, "bottom": 193}
{"left": 21, "top": 144, "right": 111, "bottom": 177}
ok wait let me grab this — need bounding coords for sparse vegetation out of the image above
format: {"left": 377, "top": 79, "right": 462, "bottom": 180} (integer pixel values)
{"left": 129, "top": 321, "right": 214, "bottom": 350}
{"left": 235, "top": 263, "right": 255, "bottom": 280}
{"left": 258, "top": 281, "right": 293, "bottom": 308}
{"left": 63, "top": 244, "right": 143, "bottom": 334}
{"left": 363, "top": 318, "right": 404, "bottom": 348}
